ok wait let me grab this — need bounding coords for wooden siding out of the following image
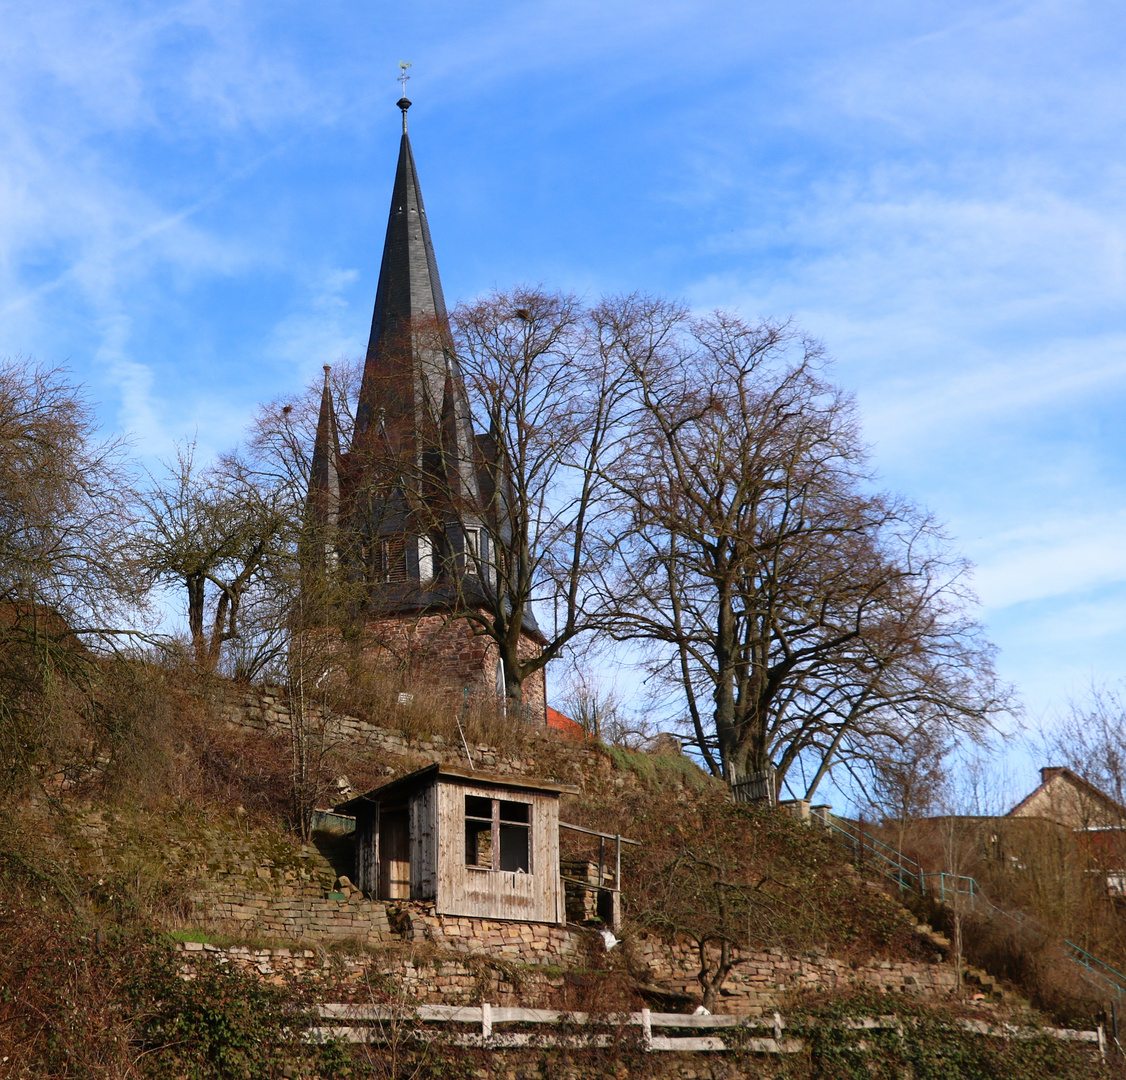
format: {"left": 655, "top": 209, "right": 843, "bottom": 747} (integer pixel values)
{"left": 379, "top": 811, "right": 411, "bottom": 899}
{"left": 435, "top": 780, "right": 561, "bottom": 923}
{"left": 354, "top": 804, "right": 379, "bottom": 897}
{"left": 409, "top": 785, "right": 437, "bottom": 900}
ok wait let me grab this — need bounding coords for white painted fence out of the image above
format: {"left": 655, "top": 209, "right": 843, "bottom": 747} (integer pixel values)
{"left": 306, "top": 1004, "right": 1106, "bottom": 1057}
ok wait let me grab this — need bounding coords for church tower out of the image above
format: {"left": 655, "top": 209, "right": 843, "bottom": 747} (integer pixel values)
{"left": 305, "top": 95, "right": 547, "bottom": 723}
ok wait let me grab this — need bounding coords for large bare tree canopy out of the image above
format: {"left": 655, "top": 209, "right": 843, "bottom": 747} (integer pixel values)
{"left": 596, "top": 300, "right": 1008, "bottom": 795}
{"left": 124, "top": 288, "right": 1005, "bottom": 797}
{"left": 444, "top": 289, "right": 634, "bottom": 712}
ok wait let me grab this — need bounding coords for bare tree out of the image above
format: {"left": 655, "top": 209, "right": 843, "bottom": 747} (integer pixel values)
{"left": 1041, "top": 685, "right": 1126, "bottom": 810}
{"left": 0, "top": 359, "right": 141, "bottom": 795}
{"left": 863, "top": 723, "right": 952, "bottom": 853}
{"left": 244, "top": 363, "right": 366, "bottom": 834}
{"left": 602, "top": 305, "right": 1007, "bottom": 794}
{"left": 136, "top": 443, "right": 294, "bottom": 674}
{"left": 405, "top": 288, "right": 636, "bottom": 714}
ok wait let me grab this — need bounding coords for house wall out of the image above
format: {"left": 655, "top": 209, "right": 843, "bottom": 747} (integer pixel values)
{"left": 435, "top": 779, "right": 560, "bottom": 923}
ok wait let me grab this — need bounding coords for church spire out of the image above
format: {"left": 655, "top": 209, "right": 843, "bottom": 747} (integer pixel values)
{"left": 353, "top": 93, "right": 455, "bottom": 448}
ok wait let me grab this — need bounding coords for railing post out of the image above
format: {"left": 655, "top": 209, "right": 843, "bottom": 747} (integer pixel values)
{"left": 481, "top": 1002, "right": 492, "bottom": 1040}
{"left": 641, "top": 1008, "right": 652, "bottom": 1052}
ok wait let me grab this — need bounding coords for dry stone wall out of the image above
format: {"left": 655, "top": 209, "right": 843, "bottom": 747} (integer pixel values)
{"left": 176, "top": 941, "right": 562, "bottom": 1006}
{"left": 628, "top": 934, "right": 959, "bottom": 1015}
{"left": 216, "top": 684, "right": 584, "bottom": 778}
{"left": 190, "top": 889, "right": 581, "bottom": 967}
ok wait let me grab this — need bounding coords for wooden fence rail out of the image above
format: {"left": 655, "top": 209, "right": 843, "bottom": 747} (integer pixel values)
{"left": 305, "top": 1004, "right": 1105, "bottom": 1056}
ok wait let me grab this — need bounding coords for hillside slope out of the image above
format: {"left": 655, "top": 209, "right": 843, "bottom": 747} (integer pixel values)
{"left": 0, "top": 669, "right": 1117, "bottom": 1078}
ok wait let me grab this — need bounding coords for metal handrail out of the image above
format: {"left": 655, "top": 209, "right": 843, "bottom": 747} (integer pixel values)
{"left": 824, "top": 815, "right": 925, "bottom": 890}
{"left": 820, "top": 827, "right": 1126, "bottom": 1003}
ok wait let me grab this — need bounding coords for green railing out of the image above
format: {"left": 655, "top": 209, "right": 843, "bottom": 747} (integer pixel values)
{"left": 824, "top": 814, "right": 925, "bottom": 893}
{"left": 821, "top": 825, "right": 1126, "bottom": 1004}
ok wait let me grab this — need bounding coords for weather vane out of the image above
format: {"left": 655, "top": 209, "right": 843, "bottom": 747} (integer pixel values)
{"left": 398, "top": 61, "right": 412, "bottom": 98}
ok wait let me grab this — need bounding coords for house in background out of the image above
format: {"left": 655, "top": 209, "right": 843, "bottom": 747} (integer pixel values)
{"left": 1007, "top": 766, "right": 1126, "bottom": 897}
{"left": 1007, "top": 766, "right": 1126, "bottom": 829}
{"left": 335, "top": 764, "right": 578, "bottom": 924}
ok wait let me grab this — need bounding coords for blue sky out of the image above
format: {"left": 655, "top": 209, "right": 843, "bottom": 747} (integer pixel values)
{"left": 3, "top": 0, "right": 1125, "bottom": 779}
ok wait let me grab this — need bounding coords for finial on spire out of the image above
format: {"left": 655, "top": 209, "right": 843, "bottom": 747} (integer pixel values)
{"left": 397, "top": 62, "right": 412, "bottom": 132}
{"left": 323, "top": 363, "right": 331, "bottom": 385}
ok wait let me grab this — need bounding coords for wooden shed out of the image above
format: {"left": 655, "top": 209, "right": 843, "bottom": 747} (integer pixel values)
{"left": 334, "top": 765, "right": 578, "bottom": 924}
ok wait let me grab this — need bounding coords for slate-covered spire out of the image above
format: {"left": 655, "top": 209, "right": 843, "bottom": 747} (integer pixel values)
{"left": 302, "top": 365, "right": 341, "bottom": 571}
{"left": 351, "top": 96, "right": 482, "bottom": 542}
{"left": 354, "top": 97, "right": 463, "bottom": 453}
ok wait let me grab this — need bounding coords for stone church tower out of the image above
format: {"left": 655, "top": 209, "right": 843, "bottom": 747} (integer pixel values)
{"left": 303, "top": 96, "right": 547, "bottom": 723}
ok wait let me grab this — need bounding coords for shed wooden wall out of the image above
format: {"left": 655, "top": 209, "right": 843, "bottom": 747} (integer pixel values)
{"left": 354, "top": 804, "right": 379, "bottom": 897}
{"left": 434, "top": 780, "right": 561, "bottom": 923}
{"left": 409, "top": 785, "right": 437, "bottom": 900}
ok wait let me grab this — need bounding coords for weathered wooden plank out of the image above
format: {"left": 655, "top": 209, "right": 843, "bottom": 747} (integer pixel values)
{"left": 353, "top": 805, "right": 378, "bottom": 897}
{"left": 649, "top": 1036, "right": 727, "bottom": 1051}
{"left": 379, "top": 810, "right": 410, "bottom": 900}
{"left": 649, "top": 1014, "right": 748, "bottom": 1029}
{"left": 410, "top": 785, "right": 436, "bottom": 899}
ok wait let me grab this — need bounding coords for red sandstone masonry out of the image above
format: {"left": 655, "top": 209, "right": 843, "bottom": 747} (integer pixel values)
{"left": 362, "top": 612, "right": 547, "bottom": 725}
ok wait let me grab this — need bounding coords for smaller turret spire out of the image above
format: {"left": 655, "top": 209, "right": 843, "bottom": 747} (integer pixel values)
{"left": 302, "top": 364, "right": 342, "bottom": 576}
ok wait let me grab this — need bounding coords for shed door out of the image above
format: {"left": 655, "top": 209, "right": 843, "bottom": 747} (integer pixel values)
{"left": 379, "top": 810, "right": 410, "bottom": 899}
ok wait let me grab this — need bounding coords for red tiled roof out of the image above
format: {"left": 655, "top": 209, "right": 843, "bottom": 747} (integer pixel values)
{"left": 546, "top": 706, "right": 584, "bottom": 739}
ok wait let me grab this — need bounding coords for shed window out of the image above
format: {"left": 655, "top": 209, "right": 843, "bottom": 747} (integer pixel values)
{"left": 465, "top": 795, "right": 530, "bottom": 873}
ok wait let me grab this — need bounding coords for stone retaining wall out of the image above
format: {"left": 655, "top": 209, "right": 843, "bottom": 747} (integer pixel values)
{"left": 628, "top": 934, "right": 959, "bottom": 1015}
{"left": 195, "top": 889, "right": 394, "bottom": 944}
{"left": 176, "top": 941, "right": 562, "bottom": 1006}
{"left": 189, "top": 888, "right": 958, "bottom": 1016}
{"left": 217, "top": 685, "right": 559, "bottom": 776}
{"left": 191, "top": 891, "right": 582, "bottom": 966}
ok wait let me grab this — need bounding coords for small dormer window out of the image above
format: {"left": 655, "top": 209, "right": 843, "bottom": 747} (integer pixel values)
{"left": 465, "top": 795, "right": 530, "bottom": 873}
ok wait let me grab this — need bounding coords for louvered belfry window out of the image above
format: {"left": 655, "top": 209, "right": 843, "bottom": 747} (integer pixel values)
{"left": 366, "top": 536, "right": 407, "bottom": 584}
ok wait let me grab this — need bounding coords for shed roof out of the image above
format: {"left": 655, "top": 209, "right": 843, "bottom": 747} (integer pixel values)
{"left": 333, "top": 763, "right": 579, "bottom": 814}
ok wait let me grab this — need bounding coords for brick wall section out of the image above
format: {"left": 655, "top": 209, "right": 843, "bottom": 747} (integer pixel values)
{"left": 361, "top": 612, "right": 547, "bottom": 725}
